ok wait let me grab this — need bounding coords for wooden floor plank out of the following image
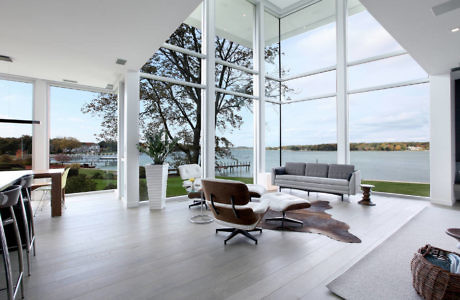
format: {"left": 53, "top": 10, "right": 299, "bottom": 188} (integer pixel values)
{"left": 18, "top": 190, "right": 429, "bottom": 300}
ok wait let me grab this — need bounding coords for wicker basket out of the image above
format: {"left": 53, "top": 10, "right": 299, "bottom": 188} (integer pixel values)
{"left": 411, "top": 244, "right": 460, "bottom": 299}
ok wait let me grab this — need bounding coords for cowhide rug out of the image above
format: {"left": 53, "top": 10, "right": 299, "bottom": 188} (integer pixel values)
{"left": 261, "top": 200, "right": 361, "bottom": 243}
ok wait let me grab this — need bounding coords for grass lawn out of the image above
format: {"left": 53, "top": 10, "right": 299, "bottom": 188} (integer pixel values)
{"left": 362, "top": 180, "right": 429, "bottom": 197}
{"left": 73, "top": 168, "right": 429, "bottom": 198}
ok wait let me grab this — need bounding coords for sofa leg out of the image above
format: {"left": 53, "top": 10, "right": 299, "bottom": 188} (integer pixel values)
{"left": 307, "top": 191, "right": 310, "bottom": 196}
{"left": 341, "top": 195, "right": 344, "bottom": 201}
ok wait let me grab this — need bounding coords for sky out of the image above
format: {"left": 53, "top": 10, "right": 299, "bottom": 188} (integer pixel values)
{"left": 1, "top": 9, "right": 429, "bottom": 147}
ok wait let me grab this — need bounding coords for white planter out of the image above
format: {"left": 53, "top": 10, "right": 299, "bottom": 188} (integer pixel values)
{"left": 145, "top": 163, "right": 169, "bottom": 210}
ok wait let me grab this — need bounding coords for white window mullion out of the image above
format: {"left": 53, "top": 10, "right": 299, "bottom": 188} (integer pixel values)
{"left": 201, "top": 0, "right": 216, "bottom": 179}
{"left": 336, "top": 0, "right": 349, "bottom": 164}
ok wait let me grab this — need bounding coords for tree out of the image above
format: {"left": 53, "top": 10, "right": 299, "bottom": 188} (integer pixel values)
{"left": 84, "top": 23, "right": 279, "bottom": 164}
{"left": 50, "top": 137, "right": 81, "bottom": 153}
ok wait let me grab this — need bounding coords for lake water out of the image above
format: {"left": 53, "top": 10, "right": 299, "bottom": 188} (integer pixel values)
{"left": 147, "top": 149, "right": 429, "bottom": 183}
{"left": 66, "top": 149, "right": 430, "bottom": 183}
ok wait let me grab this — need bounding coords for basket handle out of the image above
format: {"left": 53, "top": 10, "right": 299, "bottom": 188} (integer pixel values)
{"left": 421, "top": 244, "right": 432, "bottom": 257}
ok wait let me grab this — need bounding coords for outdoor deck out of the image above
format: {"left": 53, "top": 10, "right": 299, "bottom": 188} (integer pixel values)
{"left": 22, "top": 190, "right": 429, "bottom": 300}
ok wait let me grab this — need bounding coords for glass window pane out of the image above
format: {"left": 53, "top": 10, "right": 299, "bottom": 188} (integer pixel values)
{"left": 281, "top": 0, "right": 336, "bottom": 76}
{"left": 139, "top": 79, "right": 200, "bottom": 199}
{"left": 265, "top": 11, "right": 280, "bottom": 77}
{"left": 50, "top": 87, "right": 118, "bottom": 193}
{"left": 347, "top": 1, "right": 404, "bottom": 62}
{"left": 349, "top": 84, "right": 430, "bottom": 184}
{"left": 265, "top": 78, "right": 280, "bottom": 100}
{"left": 283, "top": 71, "right": 336, "bottom": 101}
{"left": 0, "top": 80, "right": 33, "bottom": 170}
{"left": 281, "top": 98, "right": 337, "bottom": 165}
{"left": 0, "top": 79, "right": 32, "bottom": 120}
{"left": 348, "top": 54, "right": 427, "bottom": 91}
{"left": 215, "top": 64, "right": 253, "bottom": 95}
{"left": 215, "top": 94, "right": 253, "bottom": 180}
{"left": 215, "top": 0, "right": 254, "bottom": 69}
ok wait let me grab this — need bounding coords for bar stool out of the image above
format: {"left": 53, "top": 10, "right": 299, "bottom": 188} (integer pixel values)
{"left": 11, "top": 175, "right": 34, "bottom": 276}
{"left": 0, "top": 185, "right": 24, "bottom": 300}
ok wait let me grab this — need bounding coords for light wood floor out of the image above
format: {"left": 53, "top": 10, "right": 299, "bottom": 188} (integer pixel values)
{"left": 18, "top": 190, "right": 428, "bottom": 300}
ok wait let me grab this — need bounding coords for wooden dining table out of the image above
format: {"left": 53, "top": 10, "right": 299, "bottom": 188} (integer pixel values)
{"left": 0, "top": 169, "right": 65, "bottom": 217}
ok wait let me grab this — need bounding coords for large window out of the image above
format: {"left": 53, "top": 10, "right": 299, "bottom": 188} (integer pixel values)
{"left": 0, "top": 79, "right": 33, "bottom": 171}
{"left": 213, "top": 0, "right": 256, "bottom": 181}
{"left": 50, "top": 87, "right": 118, "bottom": 194}
{"left": 347, "top": 1, "right": 430, "bottom": 196}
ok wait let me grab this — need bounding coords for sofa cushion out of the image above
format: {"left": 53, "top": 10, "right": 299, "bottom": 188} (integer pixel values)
{"left": 305, "top": 163, "right": 329, "bottom": 178}
{"left": 298, "top": 176, "right": 349, "bottom": 186}
{"left": 328, "top": 164, "right": 355, "bottom": 180}
{"left": 276, "top": 175, "right": 306, "bottom": 182}
{"left": 285, "top": 162, "right": 306, "bottom": 176}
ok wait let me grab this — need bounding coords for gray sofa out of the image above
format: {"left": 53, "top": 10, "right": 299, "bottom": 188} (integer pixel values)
{"left": 271, "top": 162, "right": 361, "bottom": 200}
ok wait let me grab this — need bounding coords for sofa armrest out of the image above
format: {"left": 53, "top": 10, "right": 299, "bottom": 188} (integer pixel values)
{"left": 349, "top": 170, "right": 362, "bottom": 195}
{"left": 271, "top": 167, "right": 286, "bottom": 185}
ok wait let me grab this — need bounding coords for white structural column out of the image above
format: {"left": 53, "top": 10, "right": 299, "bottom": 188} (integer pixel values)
{"left": 117, "top": 81, "right": 125, "bottom": 201}
{"left": 254, "top": 1, "right": 265, "bottom": 184}
{"left": 336, "top": 0, "right": 350, "bottom": 164}
{"left": 430, "top": 73, "right": 455, "bottom": 206}
{"left": 123, "top": 71, "right": 140, "bottom": 208}
{"left": 32, "top": 80, "right": 50, "bottom": 171}
{"left": 201, "top": 0, "right": 216, "bottom": 179}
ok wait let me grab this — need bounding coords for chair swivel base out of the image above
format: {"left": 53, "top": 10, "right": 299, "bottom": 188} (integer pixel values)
{"left": 265, "top": 212, "right": 303, "bottom": 229}
{"left": 216, "top": 228, "right": 262, "bottom": 245}
{"left": 189, "top": 200, "right": 208, "bottom": 210}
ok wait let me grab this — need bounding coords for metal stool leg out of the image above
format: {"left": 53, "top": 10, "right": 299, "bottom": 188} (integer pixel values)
{"left": 17, "top": 192, "right": 31, "bottom": 276}
{"left": 10, "top": 207, "right": 24, "bottom": 299}
{"left": 0, "top": 214, "right": 14, "bottom": 300}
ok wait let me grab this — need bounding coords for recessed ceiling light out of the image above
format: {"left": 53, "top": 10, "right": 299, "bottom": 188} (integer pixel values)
{"left": 452, "top": 27, "right": 460, "bottom": 32}
{"left": 116, "top": 58, "right": 127, "bottom": 65}
{"left": 106, "top": 84, "right": 114, "bottom": 89}
{"left": 63, "top": 79, "right": 78, "bottom": 83}
{"left": 0, "top": 55, "right": 13, "bottom": 62}
{"left": 242, "top": 13, "right": 246, "bottom": 17}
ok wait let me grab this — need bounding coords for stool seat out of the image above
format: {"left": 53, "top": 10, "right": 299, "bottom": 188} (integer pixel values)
{"left": 262, "top": 192, "right": 310, "bottom": 228}
{"left": 262, "top": 192, "right": 310, "bottom": 212}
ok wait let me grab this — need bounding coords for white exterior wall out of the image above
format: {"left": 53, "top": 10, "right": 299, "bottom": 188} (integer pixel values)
{"left": 123, "top": 71, "right": 140, "bottom": 208}
{"left": 430, "top": 73, "right": 455, "bottom": 206}
{"left": 32, "top": 79, "right": 50, "bottom": 171}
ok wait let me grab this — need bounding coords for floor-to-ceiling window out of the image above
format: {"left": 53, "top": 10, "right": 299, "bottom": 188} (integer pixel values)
{"left": 279, "top": 0, "right": 338, "bottom": 166}
{"left": 50, "top": 87, "right": 118, "bottom": 194}
{"left": 140, "top": 3, "right": 205, "bottom": 198}
{"left": 214, "top": 0, "right": 256, "bottom": 182}
{"left": 347, "top": 0, "right": 430, "bottom": 196}
{"left": 0, "top": 79, "right": 33, "bottom": 171}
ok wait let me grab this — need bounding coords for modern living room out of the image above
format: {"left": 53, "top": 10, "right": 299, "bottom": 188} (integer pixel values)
{"left": 1, "top": 0, "right": 460, "bottom": 299}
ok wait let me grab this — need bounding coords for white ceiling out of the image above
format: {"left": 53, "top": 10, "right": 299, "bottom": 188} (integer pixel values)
{"left": 360, "top": 0, "right": 460, "bottom": 75}
{"left": 0, "top": 0, "right": 202, "bottom": 89}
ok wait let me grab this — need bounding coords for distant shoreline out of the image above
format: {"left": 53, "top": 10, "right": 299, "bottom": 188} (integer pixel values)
{"left": 233, "top": 142, "right": 430, "bottom": 152}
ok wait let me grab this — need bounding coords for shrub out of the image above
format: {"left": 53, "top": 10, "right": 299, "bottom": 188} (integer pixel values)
{"left": 104, "top": 183, "right": 117, "bottom": 190}
{"left": 139, "top": 166, "right": 146, "bottom": 179}
{"left": 139, "top": 180, "right": 148, "bottom": 201}
{"left": 65, "top": 174, "right": 96, "bottom": 193}
{"left": 91, "top": 171, "right": 103, "bottom": 179}
{"left": 104, "top": 172, "right": 115, "bottom": 180}
{"left": 68, "top": 164, "right": 80, "bottom": 177}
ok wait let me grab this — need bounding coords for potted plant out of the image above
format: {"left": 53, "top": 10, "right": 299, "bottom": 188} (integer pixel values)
{"left": 138, "top": 130, "right": 177, "bottom": 210}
